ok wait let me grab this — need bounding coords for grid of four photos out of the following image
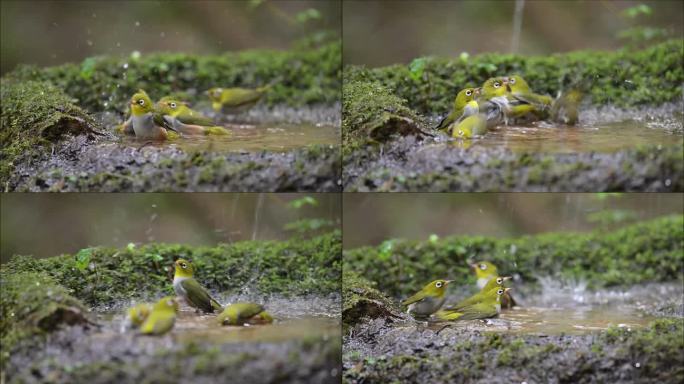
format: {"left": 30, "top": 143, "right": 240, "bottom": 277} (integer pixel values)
{"left": 1, "top": 1, "right": 682, "bottom": 383}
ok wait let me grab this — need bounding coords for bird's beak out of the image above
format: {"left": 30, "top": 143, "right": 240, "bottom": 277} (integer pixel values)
{"left": 504, "top": 288, "right": 513, "bottom": 292}
{"left": 502, "top": 276, "right": 512, "bottom": 281}
{"left": 470, "top": 263, "right": 478, "bottom": 270}
{"left": 445, "top": 280, "right": 454, "bottom": 285}
{"left": 474, "top": 88, "right": 481, "bottom": 95}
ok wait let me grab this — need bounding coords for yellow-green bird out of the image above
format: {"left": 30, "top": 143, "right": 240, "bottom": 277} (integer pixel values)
{"left": 435, "top": 287, "right": 511, "bottom": 321}
{"left": 446, "top": 276, "right": 511, "bottom": 311}
{"left": 471, "top": 261, "right": 516, "bottom": 309}
{"left": 477, "top": 77, "right": 511, "bottom": 128}
{"left": 173, "top": 259, "right": 223, "bottom": 314}
{"left": 550, "top": 89, "right": 583, "bottom": 125}
{"left": 435, "top": 87, "right": 480, "bottom": 133}
{"left": 206, "top": 85, "right": 272, "bottom": 113}
{"left": 156, "top": 97, "right": 230, "bottom": 136}
{"left": 217, "top": 302, "right": 274, "bottom": 326}
{"left": 119, "top": 90, "right": 179, "bottom": 140}
{"left": 125, "top": 303, "right": 153, "bottom": 329}
{"left": 504, "top": 75, "right": 553, "bottom": 123}
{"left": 451, "top": 114, "right": 488, "bottom": 139}
{"left": 401, "top": 279, "right": 453, "bottom": 319}
{"left": 140, "top": 296, "right": 179, "bottom": 335}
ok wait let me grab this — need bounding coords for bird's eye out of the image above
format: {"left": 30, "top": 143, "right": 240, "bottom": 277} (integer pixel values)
{"left": 480, "top": 264, "right": 487, "bottom": 270}
{"left": 498, "top": 289, "right": 504, "bottom": 295}
{"left": 497, "top": 278, "right": 503, "bottom": 284}
{"left": 170, "top": 102, "right": 177, "bottom": 108}
{"left": 181, "top": 262, "right": 187, "bottom": 269}
{"left": 465, "top": 90, "right": 472, "bottom": 96}
{"left": 493, "top": 82, "right": 500, "bottom": 88}
{"left": 436, "top": 282, "right": 443, "bottom": 288}
{"left": 510, "top": 78, "right": 516, "bottom": 84}
{"left": 138, "top": 99, "right": 145, "bottom": 105}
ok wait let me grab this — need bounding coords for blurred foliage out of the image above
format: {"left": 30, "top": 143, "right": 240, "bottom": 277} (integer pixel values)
{"left": 285, "top": 196, "right": 335, "bottom": 237}
{"left": 618, "top": 4, "right": 671, "bottom": 49}
{"left": 343, "top": 215, "right": 683, "bottom": 299}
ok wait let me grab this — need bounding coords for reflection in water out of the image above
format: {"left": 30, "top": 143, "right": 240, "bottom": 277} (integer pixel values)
{"left": 451, "top": 121, "right": 682, "bottom": 153}
{"left": 121, "top": 122, "right": 339, "bottom": 153}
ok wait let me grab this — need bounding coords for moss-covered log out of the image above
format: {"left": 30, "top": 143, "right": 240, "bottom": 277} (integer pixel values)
{"left": 345, "top": 39, "right": 683, "bottom": 116}
{"left": 342, "top": 270, "right": 403, "bottom": 329}
{"left": 4, "top": 231, "right": 341, "bottom": 307}
{"left": 0, "top": 80, "right": 104, "bottom": 182}
{"left": 343, "top": 216, "right": 683, "bottom": 299}
{"left": 343, "top": 318, "right": 684, "bottom": 384}
{"left": 342, "top": 80, "right": 425, "bottom": 155}
{"left": 0, "top": 272, "right": 92, "bottom": 368}
{"left": 4, "top": 41, "right": 341, "bottom": 113}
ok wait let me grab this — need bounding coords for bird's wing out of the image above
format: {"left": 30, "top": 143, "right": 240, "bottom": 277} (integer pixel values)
{"left": 452, "top": 303, "right": 497, "bottom": 320}
{"left": 435, "top": 111, "right": 456, "bottom": 131}
{"left": 222, "top": 89, "right": 263, "bottom": 107}
{"left": 175, "top": 111, "right": 214, "bottom": 126}
{"left": 181, "top": 279, "right": 216, "bottom": 313}
{"left": 401, "top": 291, "right": 427, "bottom": 306}
{"left": 234, "top": 303, "right": 265, "bottom": 321}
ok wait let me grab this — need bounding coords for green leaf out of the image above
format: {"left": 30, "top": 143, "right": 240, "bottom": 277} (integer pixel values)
{"left": 288, "top": 196, "right": 318, "bottom": 209}
{"left": 75, "top": 248, "right": 93, "bottom": 272}
{"left": 408, "top": 58, "right": 427, "bottom": 82}
{"left": 295, "top": 8, "right": 321, "bottom": 24}
{"left": 80, "top": 58, "right": 97, "bottom": 80}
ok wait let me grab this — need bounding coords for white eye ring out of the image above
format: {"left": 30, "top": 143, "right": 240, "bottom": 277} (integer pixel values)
{"left": 138, "top": 99, "right": 145, "bottom": 105}
{"left": 465, "top": 90, "right": 472, "bottom": 96}
{"left": 170, "top": 102, "right": 177, "bottom": 108}
{"left": 497, "top": 278, "right": 503, "bottom": 284}
{"left": 510, "top": 78, "right": 516, "bottom": 84}
{"left": 498, "top": 289, "right": 504, "bottom": 294}
{"left": 436, "top": 282, "right": 443, "bottom": 288}
{"left": 181, "top": 263, "right": 187, "bottom": 268}
{"left": 493, "top": 82, "right": 500, "bottom": 88}
{"left": 480, "top": 264, "right": 487, "bottom": 270}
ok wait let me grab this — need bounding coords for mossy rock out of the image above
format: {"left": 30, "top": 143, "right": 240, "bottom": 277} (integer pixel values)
{"left": 342, "top": 269, "right": 403, "bottom": 329}
{"left": 4, "top": 231, "right": 342, "bottom": 307}
{"left": 344, "top": 216, "right": 683, "bottom": 299}
{"left": 0, "top": 80, "right": 103, "bottom": 181}
{"left": 0, "top": 272, "right": 92, "bottom": 368}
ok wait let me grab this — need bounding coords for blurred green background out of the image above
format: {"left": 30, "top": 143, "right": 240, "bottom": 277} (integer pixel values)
{"left": 343, "top": 193, "right": 683, "bottom": 249}
{"left": 0, "top": 193, "right": 341, "bottom": 262}
{"left": 343, "top": 0, "right": 683, "bottom": 66}
{"left": 0, "top": 0, "right": 341, "bottom": 74}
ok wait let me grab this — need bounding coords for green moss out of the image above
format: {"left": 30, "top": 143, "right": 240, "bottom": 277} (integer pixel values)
{"left": 0, "top": 80, "right": 100, "bottom": 182}
{"left": 4, "top": 231, "right": 341, "bottom": 307}
{"left": 344, "top": 319, "right": 684, "bottom": 383}
{"left": 344, "top": 216, "right": 683, "bottom": 299}
{"left": 342, "top": 79, "right": 425, "bottom": 156}
{"left": 345, "top": 39, "right": 683, "bottom": 117}
{"left": 0, "top": 272, "right": 90, "bottom": 368}
{"left": 4, "top": 42, "right": 341, "bottom": 114}
{"left": 342, "top": 269, "right": 402, "bottom": 329}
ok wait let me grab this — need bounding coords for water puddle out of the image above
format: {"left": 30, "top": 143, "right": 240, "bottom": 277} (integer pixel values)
{"left": 448, "top": 121, "right": 682, "bottom": 153}
{"left": 119, "top": 122, "right": 339, "bottom": 152}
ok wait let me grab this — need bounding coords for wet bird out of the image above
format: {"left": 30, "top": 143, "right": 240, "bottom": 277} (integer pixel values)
{"left": 504, "top": 75, "right": 553, "bottom": 123}
{"left": 125, "top": 302, "right": 153, "bottom": 329}
{"left": 435, "top": 287, "right": 511, "bottom": 321}
{"left": 435, "top": 87, "right": 480, "bottom": 133}
{"left": 471, "top": 261, "right": 516, "bottom": 309}
{"left": 477, "top": 77, "right": 512, "bottom": 128}
{"left": 401, "top": 279, "right": 453, "bottom": 319}
{"left": 206, "top": 85, "right": 272, "bottom": 113}
{"left": 446, "top": 276, "right": 511, "bottom": 311}
{"left": 217, "top": 302, "right": 274, "bottom": 326}
{"left": 156, "top": 97, "right": 230, "bottom": 136}
{"left": 173, "top": 258, "right": 223, "bottom": 314}
{"left": 140, "top": 296, "right": 179, "bottom": 335}
{"left": 119, "top": 90, "right": 178, "bottom": 140}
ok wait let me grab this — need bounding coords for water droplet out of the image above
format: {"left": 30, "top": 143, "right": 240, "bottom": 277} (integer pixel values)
{"left": 86, "top": 40, "right": 93, "bottom": 46}
{"left": 123, "top": 63, "right": 129, "bottom": 69}
{"left": 665, "top": 179, "right": 671, "bottom": 187}
{"left": 160, "top": 31, "right": 166, "bottom": 38}
{"left": 635, "top": 362, "right": 640, "bottom": 368}
{"left": 135, "top": 21, "right": 140, "bottom": 27}
{"left": 152, "top": 204, "right": 157, "bottom": 208}
{"left": 10, "top": 312, "right": 14, "bottom": 317}
{"left": 116, "top": 42, "right": 121, "bottom": 47}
